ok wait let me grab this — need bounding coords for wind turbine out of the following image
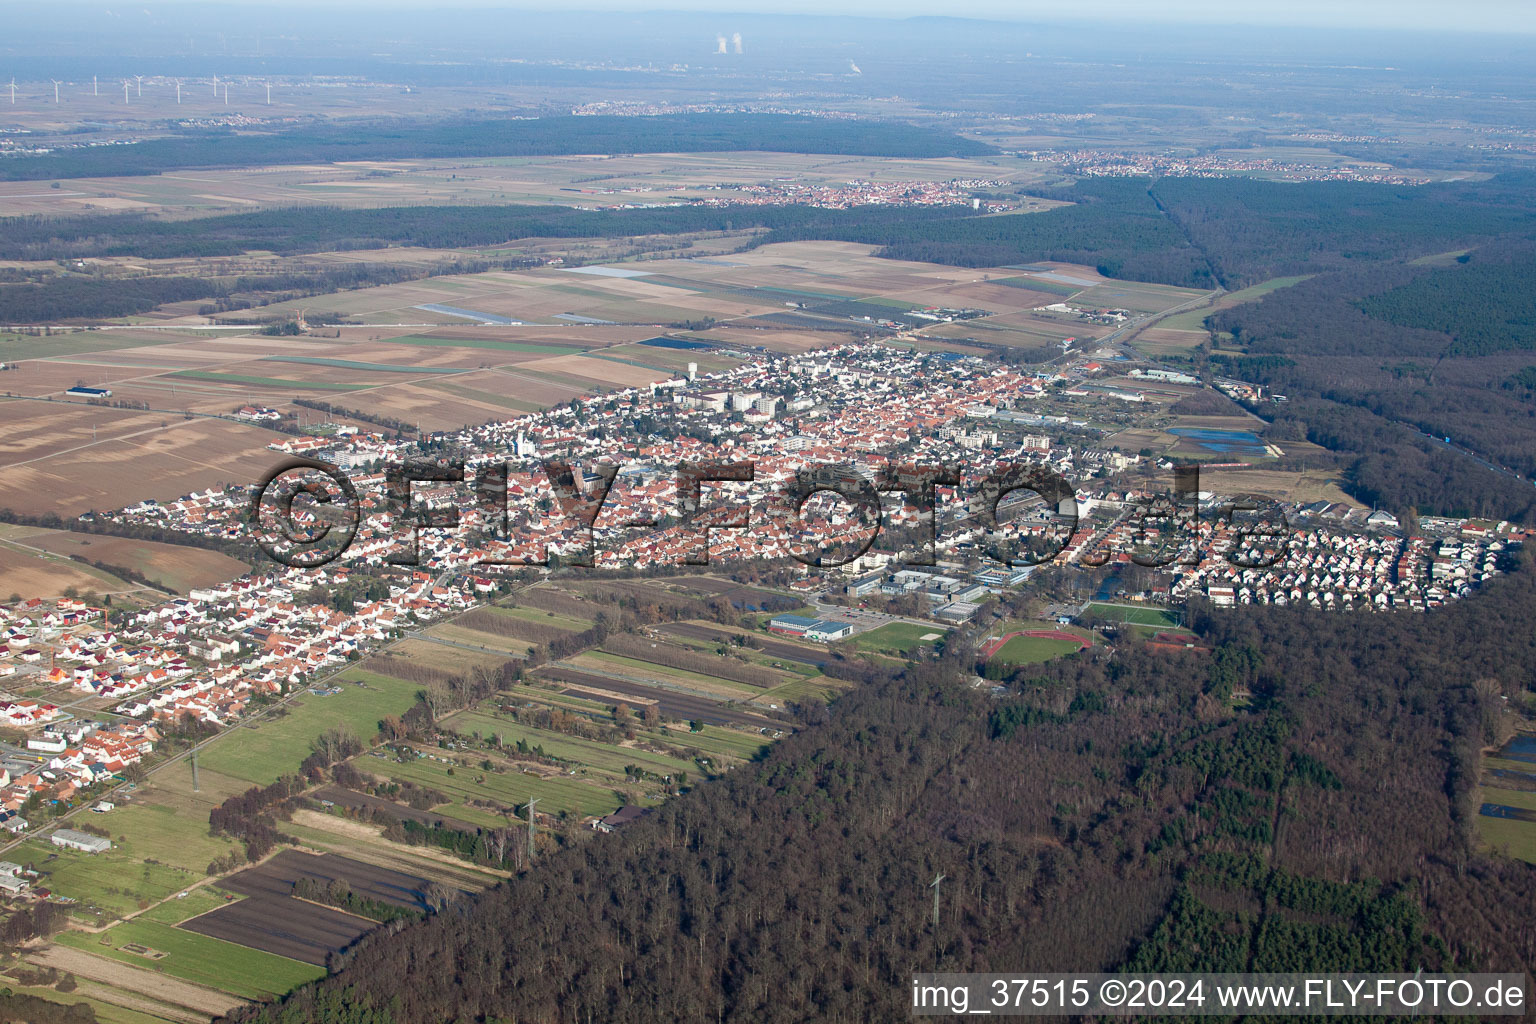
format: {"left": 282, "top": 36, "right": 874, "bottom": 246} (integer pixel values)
{"left": 122, "top": 79, "right": 130, "bottom": 104}
{"left": 223, "top": 82, "right": 228, "bottom": 106}
{"left": 212, "top": 74, "right": 218, "bottom": 97}
{"left": 175, "top": 79, "right": 182, "bottom": 104}
{"left": 134, "top": 74, "right": 143, "bottom": 98}
{"left": 264, "top": 82, "right": 271, "bottom": 105}
{"left": 7, "top": 79, "right": 14, "bottom": 106}
{"left": 93, "top": 75, "right": 98, "bottom": 96}
{"left": 50, "top": 80, "right": 61, "bottom": 104}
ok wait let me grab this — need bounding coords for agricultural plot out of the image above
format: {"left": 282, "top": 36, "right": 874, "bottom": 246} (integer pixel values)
{"left": 447, "top": 710, "right": 697, "bottom": 780}
{"left": 486, "top": 603, "right": 592, "bottom": 632}
{"left": 358, "top": 744, "right": 630, "bottom": 819}
{"left": 0, "top": 538, "right": 134, "bottom": 600}
{"left": 197, "top": 669, "right": 423, "bottom": 785}
{"left": 568, "top": 651, "right": 766, "bottom": 698}
{"left": 179, "top": 894, "right": 369, "bottom": 967}
{"left": 0, "top": 402, "right": 282, "bottom": 517}
{"left": 54, "top": 919, "right": 323, "bottom": 1000}
{"left": 422, "top": 621, "right": 536, "bottom": 657}
{"left": 220, "top": 849, "right": 433, "bottom": 909}
{"left": 0, "top": 978, "right": 176, "bottom": 1024}
{"left": 15, "top": 803, "right": 240, "bottom": 923}
{"left": 25, "top": 942, "right": 247, "bottom": 1022}
{"left": 15, "top": 528, "right": 248, "bottom": 593}
{"left": 539, "top": 666, "right": 784, "bottom": 731}
{"left": 755, "top": 675, "right": 852, "bottom": 707}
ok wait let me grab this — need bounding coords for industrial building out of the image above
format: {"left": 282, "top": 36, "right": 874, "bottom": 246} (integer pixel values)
{"left": 51, "top": 828, "right": 111, "bottom": 854}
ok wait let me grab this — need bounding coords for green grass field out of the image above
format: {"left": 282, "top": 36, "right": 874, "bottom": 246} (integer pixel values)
{"left": 198, "top": 669, "right": 423, "bottom": 785}
{"left": 1477, "top": 784, "right": 1536, "bottom": 866}
{"left": 496, "top": 686, "right": 768, "bottom": 760}
{"left": 846, "top": 622, "right": 948, "bottom": 658}
{"left": 756, "top": 676, "right": 849, "bottom": 706}
{"left": 424, "top": 622, "right": 535, "bottom": 656}
{"left": 55, "top": 919, "right": 323, "bottom": 1000}
{"left": 991, "top": 634, "right": 1086, "bottom": 666}
{"left": 1157, "top": 275, "right": 1311, "bottom": 332}
{"left": 489, "top": 603, "right": 592, "bottom": 631}
{"left": 0, "top": 331, "right": 183, "bottom": 361}
{"left": 135, "top": 885, "right": 239, "bottom": 926}
{"left": 16, "top": 818, "right": 233, "bottom": 921}
{"left": 1083, "top": 603, "right": 1178, "bottom": 628}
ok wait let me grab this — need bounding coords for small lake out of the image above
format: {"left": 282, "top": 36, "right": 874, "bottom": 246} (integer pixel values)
{"left": 1498, "top": 735, "right": 1536, "bottom": 764}
{"left": 1480, "top": 803, "right": 1536, "bottom": 822}
{"left": 1170, "top": 427, "right": 1268, "bottom": 456}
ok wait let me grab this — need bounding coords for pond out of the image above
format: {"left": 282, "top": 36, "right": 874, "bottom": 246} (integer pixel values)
{"left": 1170, "top": 427, "right": 1268, "bottom": 456}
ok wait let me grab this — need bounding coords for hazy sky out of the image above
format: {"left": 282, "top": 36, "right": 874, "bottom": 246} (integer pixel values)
{"left": 131, "top": 0, "right": 1536, "bottom": 34}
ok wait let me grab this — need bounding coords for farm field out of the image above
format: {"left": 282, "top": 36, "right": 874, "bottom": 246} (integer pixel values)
{"left": 1155, "top": 275, "right": 1313, "bottom": 333}
{"left": 54, "top": 918, "right": 324, "bottom": 1000}
{"left": 0, "top": 535, "right": 136, "bottom": 600}
{"left": 196, "top": 669, "right": 423, "bottom": 785}
{"left": 568, "top": 650, "right": 766, "bottom": 698}
{"left": 282, "top": 809, "right": 510, "bottom": 890}
{"left": 496, "top": 681, "right": 771, "bottom": 761}
{"left": 445, "top": 709, "right": 698, "bottom": 779}
{"left": 358, "top": 744, "right": 631, "bottom": 819}
{"left": 179, "top": 895, "right": 369, "bottom": 967}
{"left": 421, "top": 621, "right": 536, "bottom": 657}
{"left": 26, "top": 942, "right": 247, "bottom": 1022}
{"left": 14, "top": 528, "right": 249, "bottom": 593}
{"left": 0, "top": 978, "right": 177, "bottom": 1024}
{"left": 15, "top": 812, "right": 236, "bottom": 923}
{"left": 486, "top": 602, "right": 592, "bottom": 632}
{"left": 755, "top": 674, "right": 853, "bottom": 706}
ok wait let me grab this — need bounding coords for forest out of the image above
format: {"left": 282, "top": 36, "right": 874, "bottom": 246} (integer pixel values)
{"left": 1203, "top": 242, "right": 1536, "bottom": 515}
{"left": 0, "top": 114, "right": 995, "bottom": 182}
{"left": 227, "top": 554, "right": 1536, "bottom": 1024}
{"left": 0, "top": 263, "right": 422, "bottom": 322}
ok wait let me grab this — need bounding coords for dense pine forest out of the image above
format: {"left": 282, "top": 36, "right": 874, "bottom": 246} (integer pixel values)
{"left": 0, "top": 114, "right": 995, "bottom": 182}
{"left": 225, "top": 554, "right": 1536, "bottom": 1024}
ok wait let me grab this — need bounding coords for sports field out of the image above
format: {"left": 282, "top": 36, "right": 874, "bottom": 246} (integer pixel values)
{"left": 1083, "top": 603, "right": 1179, "bottom": 628}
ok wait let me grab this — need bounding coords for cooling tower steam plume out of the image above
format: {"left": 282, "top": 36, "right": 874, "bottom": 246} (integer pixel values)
{"left": 715, "top": 34, "right": 727, "bottom": 54}
{"left": 732, "top": 32, "right": 742, "bottom": 54}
